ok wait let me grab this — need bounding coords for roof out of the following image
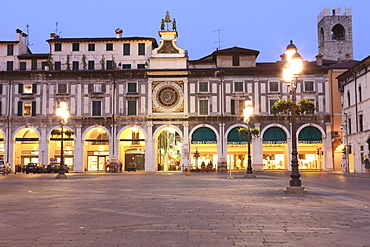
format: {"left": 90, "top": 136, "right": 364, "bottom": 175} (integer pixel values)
{"left": 18, "top": 53, "right": 50, "bottom": 59}
{"left": 212, "top": 46, "right": 260, "bottom": 57}
{"left": 327, "top": 59, "right": 359, "bottom": 69}
{"left": 0, "top": 41, "right": 19, "bottom": 44}
{"left": 46, "top": 37, "right": 158, "bottom": 47}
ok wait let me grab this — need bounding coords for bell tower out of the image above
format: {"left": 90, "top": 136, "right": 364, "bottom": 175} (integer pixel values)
{"left": 317, "top": 7, "right": 353, "bottom": 61}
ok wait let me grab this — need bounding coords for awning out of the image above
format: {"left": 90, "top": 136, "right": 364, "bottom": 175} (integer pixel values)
{"left": 299, "top": 126, "right": 322, "bottom": 144}
{"left": 191, "top": 127, "right": 217, "bottom": 144}
{"left": 263, "top": 127, "right": 287, "bottom": 144}
{"left": 227, "top": 127, "right": 248, "bottom": 145}
{"left": 15, "top": 138, "right": 39, "bottom": 142}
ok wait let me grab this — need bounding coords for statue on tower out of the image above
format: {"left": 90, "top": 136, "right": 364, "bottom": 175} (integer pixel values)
{"left": 160, "top": 11, "right": 177, "bottom": 31}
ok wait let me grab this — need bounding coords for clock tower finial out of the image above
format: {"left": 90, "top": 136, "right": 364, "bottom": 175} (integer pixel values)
{"left": 160, "top": 11, "right": 177, "bottom": 31}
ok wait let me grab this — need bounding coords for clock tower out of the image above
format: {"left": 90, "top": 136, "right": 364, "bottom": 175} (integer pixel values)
{"left": 147, "top": 11, "right": 188, "bottom": 115}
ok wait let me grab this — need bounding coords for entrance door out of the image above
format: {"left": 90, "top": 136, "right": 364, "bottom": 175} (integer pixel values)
{"left": 98, "top": 156, "right": 106, "bottom": 171}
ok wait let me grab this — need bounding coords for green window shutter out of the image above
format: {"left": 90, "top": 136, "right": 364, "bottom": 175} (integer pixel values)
{"left": 32, "top": 84, "right": 37, "bottom": 94}
{"left": 128, "top": 83, "right": 137, "bottom": 93}
{"left": 128, "top": 100, "right": 137, "bottom": 115}
{"left": 31, "top": 101, "right": 36, "bottom": 116}
{"left": 123, "top": 44, "right": 130, "bottom": 55}
{"left": 18, "top": 84, "right": 23, "bottom": 94}
{"left": 18, "top": 101, "right": 23, "bottom": 116}
{"left": 138, "top": 43, "right": 145, "bottom": 55}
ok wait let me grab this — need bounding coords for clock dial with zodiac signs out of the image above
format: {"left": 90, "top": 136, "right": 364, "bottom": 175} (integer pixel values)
{"left": 153, "top": 82, "right": 184, "bottom": 112}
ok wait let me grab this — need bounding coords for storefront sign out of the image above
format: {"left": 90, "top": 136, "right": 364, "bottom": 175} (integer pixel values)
{"left": 262, "top": 141, "right": 287, "bottom": 144}
{"left": 30, "top": 151, "right": 39, "bottom": 155}
{"left": 191, "top": 141, "right": 217, "bottom": 144}
{"left": 298, "top": 141, "right": 322, "bottom": 144}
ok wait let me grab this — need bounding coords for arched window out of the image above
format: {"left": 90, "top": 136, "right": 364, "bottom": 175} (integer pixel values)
{"left": 331, "top": 24, "right": 345, "bottom": 41}
{"left": 319, "top": 28, "right": 324, "bottom": 46}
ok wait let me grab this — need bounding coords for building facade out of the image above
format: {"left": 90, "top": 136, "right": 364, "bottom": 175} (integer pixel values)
{"left": 338, "top": 56, "right": 370, "bottom": 173}
{"left": 0, "top": 10, "right": 356, "bottom": 173}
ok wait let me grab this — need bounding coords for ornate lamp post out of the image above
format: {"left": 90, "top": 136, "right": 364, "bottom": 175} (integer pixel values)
{"left": 282, "top": 41, "right": 306, "bottom": 194}
{"left": 56, "top": 101, "right": 69, "bottom": 179}
{"left": 243, "top": 96, "right": 256, "bottom": 178}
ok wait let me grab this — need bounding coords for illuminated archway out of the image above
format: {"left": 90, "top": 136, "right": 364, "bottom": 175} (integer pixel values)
{"left": 118, "top": 127, "right": 146, "bottom": 171}
{"left": 14, "top": 127, "right": 40, "bottom": 166}
{"left": 49, "top": 127, "right": 75, "bottom": 170}
{"left": 84, "top": 127, "right": 110, "bottom": 171}
{"left": 155, "top": 127, "right": 182, "bottom": 171}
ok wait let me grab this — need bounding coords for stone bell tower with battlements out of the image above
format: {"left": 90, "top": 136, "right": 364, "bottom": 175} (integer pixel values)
{"left": 317, "top": 7, "right": 353, "bottom": 61}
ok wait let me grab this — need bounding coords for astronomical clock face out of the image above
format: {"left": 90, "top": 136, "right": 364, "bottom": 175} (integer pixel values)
{"left": 153, "top": 82, "right": 184, "bottom": 112}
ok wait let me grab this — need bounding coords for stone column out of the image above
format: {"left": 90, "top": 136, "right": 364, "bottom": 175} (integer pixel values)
{"left": 73, "top": 124, "right": 84, "bottom": 172}
{"left": 252, "top": 123, "right": 264, "bottom": 171}
{"left": 145, "top": 122, "right": 155, "bottom": 171}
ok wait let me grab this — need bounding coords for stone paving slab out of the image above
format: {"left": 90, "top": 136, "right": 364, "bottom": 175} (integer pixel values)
{"left": 0, "top": 171, "right": 370, "bottom": 246}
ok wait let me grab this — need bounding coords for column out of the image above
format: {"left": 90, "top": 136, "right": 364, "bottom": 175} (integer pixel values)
{"left": 73, "top": 124, "right": 84, "bottom": 172}
{"left": 252, "top": 123, "right": 264, "bottom": 171}
{"left": 145, "top": 122, "right": 155, "bottom": 171}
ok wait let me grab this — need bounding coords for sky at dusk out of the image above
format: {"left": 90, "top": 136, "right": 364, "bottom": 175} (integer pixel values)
{"left": 1, "top": 0, "right": 369, "bottom": 62}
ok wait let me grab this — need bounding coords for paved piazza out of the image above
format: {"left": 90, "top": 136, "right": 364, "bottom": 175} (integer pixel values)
{"left": 1, "top": 171, "right": 370, "bottom": 246}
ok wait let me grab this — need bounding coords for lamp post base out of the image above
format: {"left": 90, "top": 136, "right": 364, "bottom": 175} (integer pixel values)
{"left": 55, "top": 174, "right": 68, "bottom": 179}
{"left": 244, "top": 174, "right": 256, "bottom": 178}
{"left": 284, "top": 186, "right": 307, "bottom": 194}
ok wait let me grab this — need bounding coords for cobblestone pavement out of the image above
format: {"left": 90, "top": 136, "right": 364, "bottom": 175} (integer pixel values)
{"left": 0, "top": 171, "right": 370, "bottom": 247}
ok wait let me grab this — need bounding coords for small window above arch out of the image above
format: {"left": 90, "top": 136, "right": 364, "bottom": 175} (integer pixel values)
{"left": 331, "top": 24, "right": 345, "bottom": 41}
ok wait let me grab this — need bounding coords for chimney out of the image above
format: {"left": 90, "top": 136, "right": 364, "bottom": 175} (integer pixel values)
{"left": 315, "top": 54, "right": 323, "bottom": 66}
{"left": 21, "top": 33, "right": 28, "bottom": 54}
{"left": 345, "top": 54, "right": 352, "bottom": 60}
{"left": 115, "top": 28, "right": 123, "bottom": 38}
{"left": 16, "top": 29, "right": 22, "bottom": 41}
{"left": 50, "top": 33, "right": 59, "bottom": 39}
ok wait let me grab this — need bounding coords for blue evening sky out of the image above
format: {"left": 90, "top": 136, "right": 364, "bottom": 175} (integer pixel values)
{"left": 0, "top": 0, "right": 369, "bottom": 62}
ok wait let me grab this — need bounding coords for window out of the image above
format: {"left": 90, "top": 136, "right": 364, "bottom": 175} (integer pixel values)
{"left": 88, "top": 61, "right": 94, "bottom": 70}
{"left": 232, "top": 55, "right": 240, "bottom": 66}
{"left": 18, "top": 101, "right": 36, "bottom": 116}
{"left": 18, "top": 84, "right": 36, "bottom": 94}
{"left": 0, "top": 85, "right": 3, "bottom": 95}
{"left": 123, "top": 43, "right": 130, "bottom": 55}
{"left": 138, "top": 43, "right": 145, "bottom": 55}
{"left": 234, "top": 82, "right": 243, "bottom": 92}
{"left": 42, "top": 62, "right": 48, "bottom": 70}
{"left": 106, "top": 43, "right": 113, "bottom": 51}
{"left": 58, "top": 84, "right": 67, "bottom": 94}
{"left": 20, "top": 62, "right": 26, "bottom": 71}
{"left": 72, "top": 43, "right": 79, "bottom": 51}
{"left": 106, "top": 60, "right": 113, "bottom": 70}
{"left": 128, "top": 82, "right": 137, "bottom": 93}
{"left": 31, "top": 59, "right": 37, "bottom": 70}
{"left": 359, "top": 86, "right": 362, "bottom": 102}
{"left": 128, "top": 100, "right": 137, "bottom": 115}
{"left": 269, "top": 99, "right": 278, "bottom": 114}
{"left": 137, "top": 64, "right": 145, "bottom": 69}
{"left": 359, "top": 114, "right": 363, "bottom": 132}
{"left": 231, "top": 99, "right": 244, "bottom": 115}
{"left": 92, "top": 101, "right": 101, "bottom": 116}
{"left": 304, "top": 81, "right": 314, "bottom": 91}
{"left": 0, "top": 102, "right": 2, "bottom": 116}
{"left": 6, "top": 61, "right": 13, "bottom": 71}
{"left": 348, "top": 118, "right": 352, "bottom": 135}
{"left": 347, "top": 91, "right": 350, "bottom": 107}
{"left": 54, "top": 43, "right": 62, "bottom": 51}
{"left": 93, "top": 84, "right": 102, "bottom": 93}
{"left": 55, "top": 61, "right": 61, "bottom": 70}
{"left": 269, "top": 81, "right": 279, "bottom": 92}
{"left": 132, "top": 130, "right": 140, "bottom": 145}
{"left": 198, "top": 82, "right": 208, "bottom": 92}
{"left": 122, "top": 64, "right": 131, "bottom": 69}
{"left": 72, "top": 61, "right": 79, "bottom": 70}
{"left": 199, "top": 99, "right": 209, "bottom": 115}
{"left": 7, "top": 44, "right": 14, "bottom": 56}
{"left": 88, "top": 44, "right": 95, "bottom": 51}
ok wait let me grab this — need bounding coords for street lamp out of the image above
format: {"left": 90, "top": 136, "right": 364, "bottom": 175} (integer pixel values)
{"left": 282, "top": 41, "right": 306, "bottom": 194}
{"left": 243, "top": 96, "right": 255, "bottom": 178}
{"left": 56, "top": 101, "right": 69, "bottom": 179}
